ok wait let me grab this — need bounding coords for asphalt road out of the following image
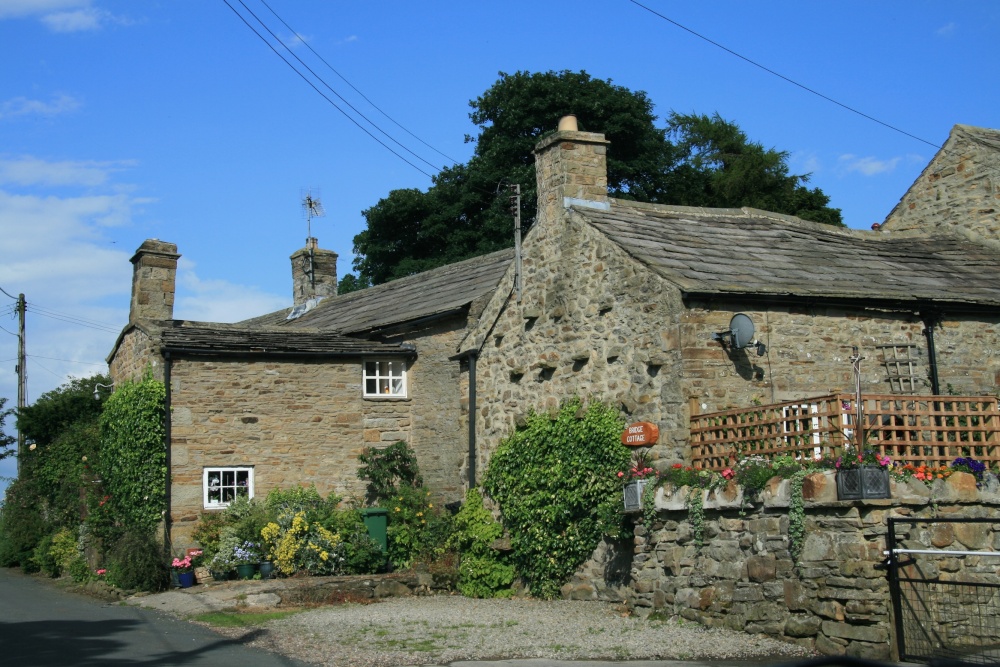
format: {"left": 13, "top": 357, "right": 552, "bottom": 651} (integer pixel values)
{"left": 0, "top": 567, "right": 310, "bottom": 666}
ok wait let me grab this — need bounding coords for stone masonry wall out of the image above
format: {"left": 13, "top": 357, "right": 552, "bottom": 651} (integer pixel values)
{"left": 380, "top": 316, "right": 471, "bottom": 500}
{"left": 169, "top": 357, "right": 411, "bottom": 547}
{"left": 627, "top": 472, "right": 1000, "bottom": 660}
{"left": 680, "top": 302, "right": 1000, "bottom": 417}
{"left": 108, "top": 327, "right": 164, "bottom": 384}
{"left": 468, "top": 206, "right": 689, "bottom": 473}
{"left": 881, "top": 125, "right": 1000, "bottom": 239}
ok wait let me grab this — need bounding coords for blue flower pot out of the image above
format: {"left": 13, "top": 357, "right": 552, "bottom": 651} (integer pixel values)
{"left": 177, "top": 571, "right": 195, "bottom": 588}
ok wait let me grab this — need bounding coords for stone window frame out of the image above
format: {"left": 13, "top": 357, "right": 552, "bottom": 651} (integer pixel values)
{"left": 203, "top": 466, "right": 254, "bottom": 509}
{"left": 363, "top": 358, "right": 408, "bottom": 398}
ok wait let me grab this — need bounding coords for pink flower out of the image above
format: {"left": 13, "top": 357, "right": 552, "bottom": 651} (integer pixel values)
{"left": 721, "top": 468, "right": 735, "bottom": 480}
{"left": 96, "top": 569, "right": 106, "bottom": 576}
{"left": 617, "top": 471, "right": 624, "bottom": 478}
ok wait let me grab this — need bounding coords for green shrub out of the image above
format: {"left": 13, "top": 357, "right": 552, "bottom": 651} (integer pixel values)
{"left": 32, "top": 527, "right": 80, "bottom": 578}
{"left": 0, "top": 478, "right": 50, "bottom": 570}
{"left": 483, "top": 398, "right": 631, "bottom": 598}
{"left": 323, "top": 508, "right": 385, "bottom": 574}
{"left": 106, "top": 529, "right": 168, "bottom": 592}
{"left": 385, "top": 484, "right": 450, "bottom": 570}
{"left": 448, "top": 488, "right": 514, "bottom": 598}
{"left": 357, "top": 441, "right": 422, "bottom": 504}
{"left": 191, "top": 511, "right": 228, "bottom": 562}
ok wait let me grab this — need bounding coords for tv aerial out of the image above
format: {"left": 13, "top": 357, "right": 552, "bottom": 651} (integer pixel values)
{"left": 713, "top": 313, "right": 767, "bottom": 355}
{"left": 301, "top": 189, "right": 325, "bottom": 242}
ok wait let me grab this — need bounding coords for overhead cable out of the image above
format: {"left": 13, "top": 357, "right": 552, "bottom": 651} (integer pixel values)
{"left": 222, "top": 0, "right": 436, "bottom": 178}
{"left": 626, "top": 0, "right": 942, "bottom": 150}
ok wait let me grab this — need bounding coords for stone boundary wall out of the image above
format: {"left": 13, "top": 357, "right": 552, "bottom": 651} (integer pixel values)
{"left": 621, "top": 472, "right": 1000, "bottom": 660}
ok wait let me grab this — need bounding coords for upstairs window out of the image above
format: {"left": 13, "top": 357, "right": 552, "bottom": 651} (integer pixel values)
{"left": 203, "top": 467, "right": 253, "bottom": 509}
{"left": 364, "top": 359, "right": 407, "bottom": 397}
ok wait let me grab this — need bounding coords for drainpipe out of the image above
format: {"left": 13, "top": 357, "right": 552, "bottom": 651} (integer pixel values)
{"left": 921, "top": 312, "right": 941, "bottom": 396}
{"left": 467, "top": 350, "right": 478, "bottom": 488}
{"left": 163, "top": 351, "right": 173, "bottom": 556}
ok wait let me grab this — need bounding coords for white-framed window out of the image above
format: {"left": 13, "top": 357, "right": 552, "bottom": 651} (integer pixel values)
{"left": 364, "top": 359, "right": 407, "bottom": 397}
{"left": 203, "top": 467, "right": 254, "bottom": 509}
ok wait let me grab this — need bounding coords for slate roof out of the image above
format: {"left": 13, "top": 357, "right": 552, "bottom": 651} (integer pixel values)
{"left": 579, "top": 201, "right": 1000, "bottom": 309}
{"left": 157, "top": 324, "right": 407, "bottom": 356}
{"left": 244, "top": 248, "right": 514, "bottom": 334}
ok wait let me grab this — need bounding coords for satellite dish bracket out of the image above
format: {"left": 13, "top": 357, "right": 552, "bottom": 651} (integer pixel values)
{"left": 712, "top": 313, "right": 767, "bottom": 356}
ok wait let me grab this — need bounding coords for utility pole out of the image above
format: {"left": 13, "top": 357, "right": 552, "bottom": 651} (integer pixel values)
{"left": 508, "top": 184, "right": 522, "bottom": 302}
{"left": 16, "top": 293, "right": 25, "bottom": 475}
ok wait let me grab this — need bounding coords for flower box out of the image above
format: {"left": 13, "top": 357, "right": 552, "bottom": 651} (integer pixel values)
{"left": 836, "top": 466, "right": 890, "bottom": 500}
{"left": 623, "top": 479, "right": 647, "bottom": 512}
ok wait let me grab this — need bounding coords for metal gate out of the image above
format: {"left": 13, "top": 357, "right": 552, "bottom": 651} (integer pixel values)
{"left": 887, "top": 517, "right": 1000, "bottom": 665}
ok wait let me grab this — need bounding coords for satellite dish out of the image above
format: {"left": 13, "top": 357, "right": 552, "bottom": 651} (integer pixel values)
{"left": 729, "top": 314, "right": 755, "bottom": 349}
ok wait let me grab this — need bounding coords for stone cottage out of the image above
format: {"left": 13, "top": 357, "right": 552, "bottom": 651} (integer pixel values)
{"left": 108, "top": 118, "right": 1000, "bottom": 549}
{"left": 107, "top": 237, "right": 511, "bottom": 546}
{"left": 461, "top": 119, "right": 1000, "bottom": 474}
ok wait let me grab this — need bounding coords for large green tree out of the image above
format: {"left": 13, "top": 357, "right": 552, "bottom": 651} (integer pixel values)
{"left": 351, "top": 70, "right": 842, "bottom": 286}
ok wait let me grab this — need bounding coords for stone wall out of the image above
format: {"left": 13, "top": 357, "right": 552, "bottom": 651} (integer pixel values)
{"left": 167, "top": 315, "right": 471, "bottom": 548}
{"left": 108, "top": 327, "right": 164, "bottom": 383}
{"left": 881, "top": 125, "right": 1000, "bottom": 240}
{"left": 625, "top": 472, "right": 1000, "bottom": 660}
{"left": 169, "top": 357, "right": 390, "bottom": 546}
{"left": 466, "top": 206, "right": 689, "bottom": 473}
{"left": 680, "top": 302, "right": 1000, "bottom": 416}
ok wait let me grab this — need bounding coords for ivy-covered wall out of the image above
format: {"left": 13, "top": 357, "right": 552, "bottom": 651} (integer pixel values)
{"left": 625, "top": 471, "right": 1000, "bottom": 660}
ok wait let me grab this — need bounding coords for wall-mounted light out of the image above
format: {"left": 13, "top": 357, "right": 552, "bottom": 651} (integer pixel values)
{"left": 93, "top": 382, "right": 114, "bottom": 400}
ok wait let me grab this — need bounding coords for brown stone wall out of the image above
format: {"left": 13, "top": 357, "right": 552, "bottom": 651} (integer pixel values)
{"left": 108, "top": 327, "right": 164, "bottom": 384}
{"left": 626, "top": 473, "right": 1000, "bottom": 660}
{"left": 468, "top": 206, "right": 688, "bottom": 473}
{"left": 881, "top": 125, "right": 1000, "bottom": 239}
{"left": 169, "top": 357, "right": 409, "bottom": 547}
{"left": 680, "top": 303, "right": 1000, "bottom": 417}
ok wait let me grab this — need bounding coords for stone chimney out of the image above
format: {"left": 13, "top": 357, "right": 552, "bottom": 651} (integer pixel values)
{"left": 291, "top": 237, "right": 338, "bottom": 306}
{"left": 533, "top": 115, "right": 610, "bottom": 227}
{"left": 129, "top": 239, "right": 180, "bottom": 323}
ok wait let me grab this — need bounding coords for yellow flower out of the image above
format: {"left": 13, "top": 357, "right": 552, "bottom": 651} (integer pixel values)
{"left": 395, "top": 507, "right": 401, "bottom": 512}
{"left": 416, "top": 512, "right": 423, "bottom": 517}
{"left": 427, "top": 503, "right": 433, "bottom": 508}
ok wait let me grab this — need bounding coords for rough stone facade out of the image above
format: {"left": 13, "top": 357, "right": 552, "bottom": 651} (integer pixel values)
{"left": 624, "top": 472, "right": 1000, "bottom": 660}
{"left": 881, "top": 125, "right": 1000, "bottom": 240}
{"left": 107, "top": 326, "right": 165, "bottom": 383}
{"left": 129, "top": 239, "right": 179, "bottom": 323}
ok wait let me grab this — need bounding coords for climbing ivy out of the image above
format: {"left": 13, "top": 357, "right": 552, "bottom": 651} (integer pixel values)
{"left": 96, "top": 375, "right": 166, "bottom": 536}
{"left": 483, "top": 398, "right": 631, "bottom": 599}
{"left": 788, "top": 469, "right": 807, "bottom": 561}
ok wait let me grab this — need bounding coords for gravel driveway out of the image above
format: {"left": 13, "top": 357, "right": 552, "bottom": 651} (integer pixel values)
{"left": 210, "top": 596, "right": 813, "bottom": 667}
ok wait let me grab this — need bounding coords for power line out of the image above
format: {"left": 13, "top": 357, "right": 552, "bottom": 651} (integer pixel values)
{"left": 626, "top": 0, "right": 942, "bottom": 150}
{"left": 0, "top": 285, "right": 17, "bottom": 301}
{"left": 27, "top": 354, "right": 107, "bottom": 367}
{"left": 221, "top": 0, "right": 437, "bottom": 178}
{"left": 28, "top": 304, "right": 120, "bottom": 333}
{"left": 258, "top": 0, "right": 459, "bottom": 166}
{"left": 28, "top": 309, "right": 120, "bottom": 334}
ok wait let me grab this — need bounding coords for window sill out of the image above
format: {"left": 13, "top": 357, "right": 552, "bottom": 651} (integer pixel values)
{"left": 363, "top": 395, "right": 411, "bottom": 402}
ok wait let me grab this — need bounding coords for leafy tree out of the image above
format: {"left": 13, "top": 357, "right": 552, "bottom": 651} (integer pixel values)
{"left": 353, "top": 70, "right": 842, "bottom": 285}
{"left": 337, "top": 272, "right": 370, "bottom": 295}
{"left": 16, "top": 374, "right": 109, "bottom": 448}
{"left": 662, "top": 112, "right": 842, "bottom": 226}
{"left": 0, "top": 397, "right": 15, "bottom": 460}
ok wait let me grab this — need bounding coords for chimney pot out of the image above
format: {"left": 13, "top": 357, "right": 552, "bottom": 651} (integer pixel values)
{"left": 557, "top": 115, "right": 578, "bottom": 132}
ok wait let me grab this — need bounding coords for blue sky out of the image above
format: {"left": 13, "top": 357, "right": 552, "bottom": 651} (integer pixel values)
{"left": 1, "top": 0, "right": 998, "bottom": 495}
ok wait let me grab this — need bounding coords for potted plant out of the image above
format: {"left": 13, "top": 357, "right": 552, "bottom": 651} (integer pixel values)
{"left": 619, "top": 449, "right": 658, "bottom": 512}
{"left": 835, "top": 448, "right": 891, "bottom": 500}
{"left": 233, "top": 541, "right": 261, "bottom": 580}
{"left": 171, "top": 555, "right": 196, "bottom": 588}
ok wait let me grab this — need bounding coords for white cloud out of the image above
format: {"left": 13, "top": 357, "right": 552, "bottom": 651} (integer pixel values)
{"left": 0, "top": 0, "right": 88, "bottom": 19}
{"left": 790, "top": 151, "right": 822, "bottom": 175}
{"left": 0, "top": 1, "right": 126, "bottom": 32}
{"left": 838, "top": 154, "right": 902, "bottom": 176}
{"left": 42, "top": 7, "right": 102, "bottom": 32}
{"left": 175, "top": 258, "right": 288, "bottom": 324}
{"left": 0, "top": 93, "right": 81, "bottom": 120}
{"left": 936, "top": 22, "right": 957, "bottom": 37}
{"left": 0, "top": 155, "right": 137, "bottom": 187}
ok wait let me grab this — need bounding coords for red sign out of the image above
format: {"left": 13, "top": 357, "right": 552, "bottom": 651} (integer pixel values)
{"left": 621, "top": 421, "right": 659, "bottom": 446}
